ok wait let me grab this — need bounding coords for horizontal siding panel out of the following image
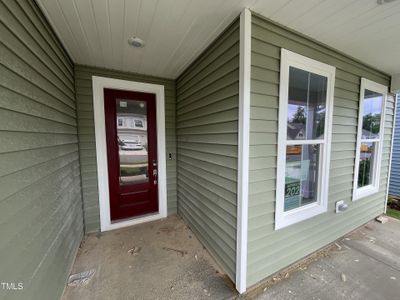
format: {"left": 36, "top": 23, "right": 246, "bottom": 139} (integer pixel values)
{"left": 0, "top": 43, "right": 75, "bottom": 109}
{"left": 179, "top": 201, "right": 236, "bottom": 277}
{"left": 177, "top": 120, "right": 238, "bottom": 135}
{"left": 178, "top": 142, "right": 237, "bottom": 158}
{"left": 0, "top": 20, "right": 74, "bottom": 97}
{"left": 177, "top": 84, "right": 239, "bottom": 116}
{"left": 177, "top": 133, "right": 238, "bottom": 145}
{"left": 0, "top": 65, "right": 76, "bottom": 117}
{"left": 178, "top": 45, "right": 239, "bottom": 97}
{"left": 176, "top": 19, "right": 239, "bottom": 282}
{"left": 177, "top": 175, "right": 236, "bottom": 229}
{"left": 0, "top": 1, "right": 82, "bottom": 299}
{"left": 177, "top": 69, "right": 239, "bottom": 110}
{"left": 178, "top": 104, "right": 238, "bottom": 126}
{"left": 0, "top": 131, "right": 77, "bottom": 154}
{"left": 0, "top": 86, "right": 76, "bottom": 126}
{"left": 252, "top": 16, "right": 388, "bottom": 84}
{"left": 247, "top": 14, "right": 392, "bottom": 288}
{"left": 178, "top": 56, "right": 239, "bottom": 101}
{"left": 0, "top": 143, "right": 78, "bottom": 177}
{"left": 178, "top": 163, "right": 237, "bottom": 202}
{"left": 0, "top": 109, "right": 77, "bottom": 134}
{"left": 14, "top": 0, "right": 73, "bottom": 75}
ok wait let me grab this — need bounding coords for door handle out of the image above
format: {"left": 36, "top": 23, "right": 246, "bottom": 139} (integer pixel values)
{"left": 153, "top": 168, "right": 158, "bottom": 185}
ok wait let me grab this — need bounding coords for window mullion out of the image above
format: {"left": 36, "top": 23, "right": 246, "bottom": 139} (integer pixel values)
{"left": 360, "top": 138, "right": 380, "bottom": 143}
{"left": 286, "top": 139, "right": 324, "bottom": 145}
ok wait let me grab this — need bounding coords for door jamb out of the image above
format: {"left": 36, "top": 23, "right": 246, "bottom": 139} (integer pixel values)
{"left": 92, "top": 76, "right": 167, "bottom": 232}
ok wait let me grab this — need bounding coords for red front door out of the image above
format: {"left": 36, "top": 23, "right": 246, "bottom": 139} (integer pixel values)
{"left": 104, "top": 88, "right": 158, "bottom": 221}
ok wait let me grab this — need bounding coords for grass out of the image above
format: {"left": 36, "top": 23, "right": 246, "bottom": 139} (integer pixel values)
{"left": 386, "top": 208, "right": 400, "bottom": 220}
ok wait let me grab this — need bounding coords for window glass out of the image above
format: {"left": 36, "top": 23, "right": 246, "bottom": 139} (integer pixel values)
{"left": 287, "top": 67, "right": 327, "bottom": 140}
{"left": 285, "top": 144, "right": 320, "bottom": 211}
{"left": 358, "top": 142, "right": 376, "bottom": 188}
{"left": 362, "top": 89, "right": 383, "bottom": 139}
{"left": 118, "top": 118, "right": 123, "bottom": 127}
{"left": 116, "top": 99, "right": 148, "bottom": 185}
{"left": 135, "top": 119, "right": 144, "bottom": 128}
{"left": 284, "top": 66, "right": 328, "bottom": 212}
{"left": 353, "top": 78, "right": 387, "bottom": 200}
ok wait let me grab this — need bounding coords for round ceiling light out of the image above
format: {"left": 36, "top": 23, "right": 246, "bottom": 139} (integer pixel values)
{"left": 128, "top": 37, "right": 145, "bottom": 48}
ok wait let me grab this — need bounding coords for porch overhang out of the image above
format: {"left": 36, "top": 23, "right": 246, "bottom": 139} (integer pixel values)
{"left": 36, "top": 0, "right": 400, "bottom": 80}
{"left": 391, "top": 74, "right": 400, "bottom": 93}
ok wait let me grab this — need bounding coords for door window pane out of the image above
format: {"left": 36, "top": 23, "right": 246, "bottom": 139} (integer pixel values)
{"left": 362, "top": 89, "right": 383, "bottom": 139}
{"left": 116, "top": 99, "right": 148, "bottom": 185}
{"left": 287, "top": 67, "right": 327, "bottom": 141}
{"left": 284, "top": 144, "right": 320, "bottom": 211}
{"left": 358, "top": 142, "right": 376, "bottom": 188}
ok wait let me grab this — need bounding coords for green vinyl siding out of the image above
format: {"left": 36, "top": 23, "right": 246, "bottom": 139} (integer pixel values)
{"left": 176, "top": 19, "right": 240, "bottom": 281}
{"left": 74, "top": 65, "right": 177, "bottom": 232}
{"left": 0, "top": 0, "right": 82, "bottom": 299}
{"left": 247, "top": 14, "right": 393, "bottom": 287}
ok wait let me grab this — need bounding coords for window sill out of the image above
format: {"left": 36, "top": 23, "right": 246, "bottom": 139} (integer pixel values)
{"left": 353, "top": 186, "right": 379, "bottom": 201}
{"left": 275, "top": 202, "right": 327, "bottom": 230}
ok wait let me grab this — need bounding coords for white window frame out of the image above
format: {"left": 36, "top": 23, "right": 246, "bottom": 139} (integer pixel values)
{"left": 352, "top": 78, "right": 387, "bottom": 201}
{"left": 275, "top": 49, "right": 336, "bottom": 230}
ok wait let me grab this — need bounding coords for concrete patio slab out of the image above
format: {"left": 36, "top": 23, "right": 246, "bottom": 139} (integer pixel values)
{"left": 63, "top": 216, "right": 400, "bottom": 300}
{"left": 251, "top": 217, "right": 400, "bottom": 300}
{"left": 62, "top": 215, "right": 236, "bottom": 300}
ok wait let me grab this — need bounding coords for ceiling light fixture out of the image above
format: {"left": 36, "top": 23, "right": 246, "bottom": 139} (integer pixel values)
{"left": 128, "top": 37, "right": 145, "bottom": 48}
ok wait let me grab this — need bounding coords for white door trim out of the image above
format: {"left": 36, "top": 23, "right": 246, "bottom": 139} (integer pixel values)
{"left": 236, "top": 8, "right": 251, "bottom": 294}
{"left": 92, "top": 76, "right": 167, "bottom": 232}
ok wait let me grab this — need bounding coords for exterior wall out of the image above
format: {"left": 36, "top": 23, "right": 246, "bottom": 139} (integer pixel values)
{"left": 247, "top": 14, "right": 393, "bottom": 287}
{"left": 74, "top": 65, "right": 177, "bottom": 232}
{"left": 0, "top": 1, "right": 83, "bottom": 299}
{"left": 176, "top": 19, "right": 240, "bottom": 281}
{"left": 389, "top": 94, "right": 400, "bottom": 196}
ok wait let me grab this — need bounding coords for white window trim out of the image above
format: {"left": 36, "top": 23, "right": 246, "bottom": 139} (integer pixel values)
{"left": 92, "top": 76, "right": 167, "bottom": 232}
{"left": 352, "top": 78, "right": 387, "bottom": 201}
{"left": 275, "top": 49, "right": 336, "bottom": 230}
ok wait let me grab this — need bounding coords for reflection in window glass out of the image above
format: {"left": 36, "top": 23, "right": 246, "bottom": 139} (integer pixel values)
{"left": 362, "top": 90, "right": 383, "bottom": 139}
{"left": 287, "top": 67, "right": 327, "bottom": 141}
{"left": 118, "top": 118, "right": 123, "bottom": 127}
{"left": 284, "top": 144, "right": 320, "bottom": 211}
{"left": 116, "top": 99, "right": 148, "bottom": 185}
{"left": 135, "top": 119, "right": 144, "bottom": 128}
{"left": 358, "top": 142, "right": 376, "bottom": 188}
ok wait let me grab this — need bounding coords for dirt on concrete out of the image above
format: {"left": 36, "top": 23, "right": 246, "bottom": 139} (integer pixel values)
{"left": 63, "top": 216, "right": 400, "bottom": 300}
{"left": 62, "top": 215, "right": 237, "bottom": 300}
{"left": 247, "top": 217, "right": 400, "bottom": 300}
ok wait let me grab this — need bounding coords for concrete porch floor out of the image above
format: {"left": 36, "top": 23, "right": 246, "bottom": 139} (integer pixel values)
{"left": 250, "top": 216, "right": 400, "bottom": 300}
{"left": 62, "top": 215, "right": 236, "bottom": 300}
{"left": 63, "top": 216, "right": 400, "bottom": 300}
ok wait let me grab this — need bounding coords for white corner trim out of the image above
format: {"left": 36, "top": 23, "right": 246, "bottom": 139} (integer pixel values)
{"left": 385, "top": 93, "right": 397, "bottom": 213}
{"left": 236, "top": 8, "right": 251, "bottom": 295}
{"left": 92, "top": 76, "right": 167, "bottom": 232}
{"left": 352, "top": 78, "right": 388, "bottom": 201}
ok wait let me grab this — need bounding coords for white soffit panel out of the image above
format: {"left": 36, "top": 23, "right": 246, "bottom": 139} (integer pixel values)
{"left": 36, "top": 0, "right": 400, "bottom": 79}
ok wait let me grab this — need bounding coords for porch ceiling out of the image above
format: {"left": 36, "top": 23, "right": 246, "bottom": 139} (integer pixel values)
{"left": 36, "top": 0, "right": 400, "bottom": 79}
